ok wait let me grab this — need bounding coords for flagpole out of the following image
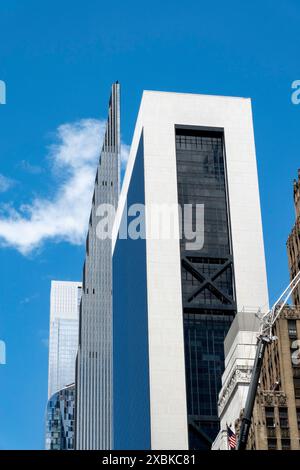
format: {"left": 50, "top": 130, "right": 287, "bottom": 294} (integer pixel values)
{"left": 226, "top": 423, "right": 229, "bottom": 451}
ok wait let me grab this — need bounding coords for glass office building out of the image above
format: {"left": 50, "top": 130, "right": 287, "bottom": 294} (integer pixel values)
{"left": 45, "top": 384, "right": 75, "bottom": 450}
{"left": 112, "top": 90, "right": 269, "bottom": 449}
{"left": 46, "top": 280, "right": 82, "bottom": 449}
{"left": 48, "top": 281, "right": 82, "bottom": 398}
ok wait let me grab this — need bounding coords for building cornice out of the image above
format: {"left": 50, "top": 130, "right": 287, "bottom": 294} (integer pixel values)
{"left": 218, "top": 365, "right": 253, "bottom": 414}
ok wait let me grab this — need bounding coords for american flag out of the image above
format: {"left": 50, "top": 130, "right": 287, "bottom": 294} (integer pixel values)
{"left": 227, "top": 425, "right": 237, "bottom": 450}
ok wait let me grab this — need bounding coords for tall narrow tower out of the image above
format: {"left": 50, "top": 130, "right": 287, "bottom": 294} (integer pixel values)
{"left": 76, "top": 83, "right": 120, "bottom": 449}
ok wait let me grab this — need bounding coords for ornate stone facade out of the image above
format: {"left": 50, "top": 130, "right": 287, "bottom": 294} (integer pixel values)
{"left": 236, "top": 307, "right": 300, "bottom": 450}
{"left": 218, "top": 366, "right": 253, "bottom": 416}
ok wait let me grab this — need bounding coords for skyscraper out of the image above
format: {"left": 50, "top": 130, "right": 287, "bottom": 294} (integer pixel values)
{"left": 75, "top": 82, "right": 120, "bottom": 449}
{"left": 46, "top": 280, "right": 82, "bottom": 450}
{"left": 112, "top": 90, "right": 269, "bottom": 449}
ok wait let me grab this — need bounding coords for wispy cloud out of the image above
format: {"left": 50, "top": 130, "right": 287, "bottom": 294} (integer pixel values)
{"left": 0, "top": 119, "right": 129, "bottom": 255}
{"left": 0, "top": 174, "right": 15, "bottom": 193}
{"left": 121, "top": 143, "right": 130, "bottom": 170}
{"left": 37, "top": 329, "right": 49, "bottom": 349}
{"left": 20, "top": 293, "right": 39, "bottom": 305}
{"left": 17, "top": 160, "right": 43, "bottom": 175}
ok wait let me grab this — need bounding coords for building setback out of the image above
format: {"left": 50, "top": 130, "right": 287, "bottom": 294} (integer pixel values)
{"left": 212, "top": 311, "right": 260, "bottom": 450}
{"left": 46, "top": 280, "right": 82, "bottom": 450}
{"left": 75, "top": 82, "right": 120, "bottom": 450}
{"left": 112, "top": 90, "right": 269, "bottom": 449}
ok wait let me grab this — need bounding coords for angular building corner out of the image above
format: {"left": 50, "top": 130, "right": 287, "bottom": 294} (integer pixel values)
{"left": 112, "top": 91, "right": 269, "bottom": 450}
{"left": 75, "top": 82, "right": 120, "bottom": 450}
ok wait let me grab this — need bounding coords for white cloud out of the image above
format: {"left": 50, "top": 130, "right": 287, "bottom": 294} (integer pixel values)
{"left": 0, "top": 118, "right": 129, "bottom": 255}
{"left": 0, "top": 174, "right": 14, "bottom": 192}
{"left": 121, "top": 143, "right": 130, "bottom": 170}
{"left": 37, "top": 329, "right": 49, "bottom": 349}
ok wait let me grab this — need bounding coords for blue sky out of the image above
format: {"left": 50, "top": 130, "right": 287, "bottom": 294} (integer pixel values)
{"left": 0, "top": 0, "right": 300, "bottom": 449}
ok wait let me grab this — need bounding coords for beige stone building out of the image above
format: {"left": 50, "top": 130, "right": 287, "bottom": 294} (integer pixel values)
{"left": 236, "top": 171, "right": 300, "bottom": 450}
{"left": 236, "top": 307, "right": 300, "bottom": 450}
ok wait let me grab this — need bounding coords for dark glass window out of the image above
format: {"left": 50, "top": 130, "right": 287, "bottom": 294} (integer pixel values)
{"left": 265, "top": 407, "right": 275, "bottom": 428}
{"left": 281, "top": 439, "right": 291, "bottom": 450}
{"left": 184, "top": 313, "right": 233, "bottom": 419}
{"left": 175, "top": 128, "right": 236, "bottom": 449}
{"left": 288, "top": 319, "right": 297, "bottom": 339}
{"left": 294, "top": 378, "right": 300, "bottom": 398}
{"left": 267, "top": 438, "right": 277, "bottom": 450}
{"left": 176, "top": 130, "right": 231, "bottom": 259}
{"left": 296, "top": 408, "right": 300, "bottom": 430}
{"left": 279, "top": 407, "right": 289, "bottom": 429}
